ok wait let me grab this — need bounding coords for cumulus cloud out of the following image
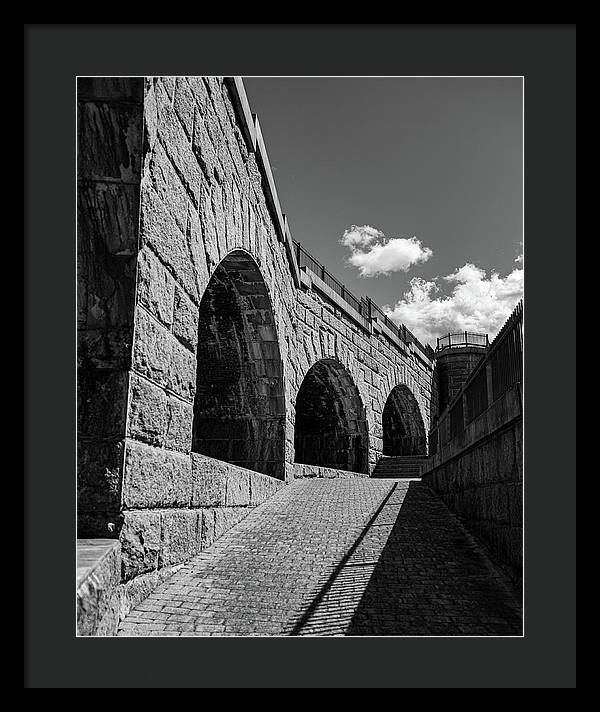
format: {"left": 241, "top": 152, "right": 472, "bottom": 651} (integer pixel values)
{"left": 384, "top": 259, "right": 524, "bottom": 346}
{"left": 340, "top": 224, "right": 433, "bottom": 277}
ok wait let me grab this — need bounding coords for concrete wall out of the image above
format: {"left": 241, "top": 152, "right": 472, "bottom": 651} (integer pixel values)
{"left": 77, "top": 76, "right": 434, "bottom": 587}
{"left": 422, "top": 384, "right": 523, "bottom": 586}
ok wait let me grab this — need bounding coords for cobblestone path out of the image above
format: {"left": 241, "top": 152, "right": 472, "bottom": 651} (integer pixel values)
{"left": 118, "top": 479, "right": 522, "bottom": 636}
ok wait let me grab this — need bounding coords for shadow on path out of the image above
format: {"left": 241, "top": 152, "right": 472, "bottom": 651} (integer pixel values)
{"left": 296, "top": 481, "right": 522, "bottom": 636}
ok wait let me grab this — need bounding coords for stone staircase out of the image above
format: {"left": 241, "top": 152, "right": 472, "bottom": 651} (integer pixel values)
{"left": 372, "top": 455, "right": 429, "bottom": 479}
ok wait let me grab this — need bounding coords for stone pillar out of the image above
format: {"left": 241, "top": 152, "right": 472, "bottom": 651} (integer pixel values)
{"left": 77, "top": 78, "right": 144, "bottom": 538}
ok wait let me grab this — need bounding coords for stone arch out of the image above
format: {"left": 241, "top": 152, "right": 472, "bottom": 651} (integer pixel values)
{"left": 382, "top": 384, "right": 427, "bottom": 456}
{"left": 293, "top": 358, "right": 369, "bottom": 474}
{"left": 191, "top": 249, "right": 286, "bottom": 479}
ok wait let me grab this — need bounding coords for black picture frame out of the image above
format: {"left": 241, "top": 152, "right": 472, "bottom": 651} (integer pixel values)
{"left": 25, "top": 23, "right": 576, "bottom": 689}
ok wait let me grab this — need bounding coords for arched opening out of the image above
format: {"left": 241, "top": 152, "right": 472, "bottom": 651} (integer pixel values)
{"left": 382, "top": 385, "right": 427, "bottom": 456}
{"left": 294, "top": 359, "right": 369, "bottom": 473}
{"left": 191, "top": 250, "right": 285, "bottom": 479}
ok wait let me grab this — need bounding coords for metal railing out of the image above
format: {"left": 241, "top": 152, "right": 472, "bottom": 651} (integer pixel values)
{"left": 296, "top": 242, "right": 368, "bottom": 318}
{"left": 489, "top": 299, "right": 523, "bottom": 401}
{"left": 436, "top": 331, "right": 489, "bottom": 351}
{"left": 464, "top": 365, "right": 488, "bottom": 424}
{"left": 295, "top": 240, "right": 435, "bottom": 360}
{"left": 429, "top": 299, "right": 523, "bottom": 451}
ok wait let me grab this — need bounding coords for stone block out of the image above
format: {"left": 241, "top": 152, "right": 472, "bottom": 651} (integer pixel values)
{"left": 249, "top": 471, "right": 286, "bottom": 505}
{"left": 77, "top": 439, "right": 124, "bottom": 515}
{"left": 155, "top": 81, "right": 203, "bottom": 207}
{"left": 213, "top": 506, "right": 248, "bottom": 541}
{"left": 139, "top": 184, "right": 200, "bottom": 303}
{"left": 190, "top": 454, "right": 227, "bottom": 507}
{"left": 173, "top": 288, "right": 199, "bottom": 351}
{"left": 122, "top": 440, "right": 192, "bottom": 509}
{"left": 225, "top": 470, "right": 250, "bottom": 506}
{"left": 127, "top": 373, "right": 168, "bottom": 446}
{"left": 136, "top": 248, "right": 175, "bottom": 327}
{"left": 78, "top": 327, "right": 133, "bottom": 371}
{"left": 174, "top": 77, "right": 196, "bottom": 138}
{"left": 77, "top": 222, "right": 137, "bottom": 329}
{"left": 78, "top": 100, "right": 143, "bottom": 183}
{"left": 78, "top": 181, "right": 140, "bottom": 257}
{"left": 119, "top": 510, "right": 161, "bottom": 580}
{"left": 146, "top": 140, "right": 189, "bottom": 234}
{"left": 78, "top": 370, "right": 129, "bottom": 439}
{"left": 168, "top": 338, "right": 197, "bottom": 402}
{"left": 76, "top": 540, "right": 122, "bottom": 636}
{"left": 200, "top": 508, "right": 215, "bottom": 550}
{"left": 164, "top": 397, "right": 194, "bottom": 453}
{"left": 159, "top": 509, "right": 201, "bottom": 567}
{"left": 132, "top": 308, "right": 196, "bottom": 402}
{"left": 132, "top": 308, "right": 172, "bottom": 388}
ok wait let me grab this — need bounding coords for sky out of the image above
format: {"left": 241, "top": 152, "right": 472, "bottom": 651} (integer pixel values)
{"left": 243, "top": 76, "right": 524, "bottom": 348}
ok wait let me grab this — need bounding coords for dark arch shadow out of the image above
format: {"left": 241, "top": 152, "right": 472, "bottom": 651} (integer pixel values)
{"left": 382, "top": 384, "right": 427, "bottom": 456}
{"left": 294, "top": 359, "right": 369, "bottom": 474}
{"left": 192, "top": 250, "right": 286, "bottom": 480}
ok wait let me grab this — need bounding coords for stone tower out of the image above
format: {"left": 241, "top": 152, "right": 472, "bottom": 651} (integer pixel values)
{"left": 432, "top": 333, "right": 489, "bottom": 418}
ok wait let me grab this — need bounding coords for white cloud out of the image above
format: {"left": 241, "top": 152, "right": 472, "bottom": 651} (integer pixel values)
{"left": 384, "top": 260, "right": 524, "bottom": 346}
{"left": 340, "top": 224, "right": 433, "bottom": 277}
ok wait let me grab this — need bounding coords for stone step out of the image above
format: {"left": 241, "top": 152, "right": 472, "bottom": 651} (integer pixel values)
{"left": 372, "top": 456, "right": 428, "bottom": 479}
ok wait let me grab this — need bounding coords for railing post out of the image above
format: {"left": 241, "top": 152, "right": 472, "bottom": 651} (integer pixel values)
{"left": 485, "top": 360, "right": 494, "bottom": 407}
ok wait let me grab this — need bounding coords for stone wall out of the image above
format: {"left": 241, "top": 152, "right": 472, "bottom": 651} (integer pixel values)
{"left": 291, "top": 463, "right": 370, "bottom": 479}
{"left": 422, "top": 384, "right": 523, "bottom": 586}
{"left": 433, "top": 346, "right": 487, "bottom": 417}
{"left": 292, "top": 274, "right": 433, "bottom": 472}
{"left": 77, "top": 539, "right": 122, "bottom": 636}
{"left": 77, "top": 78, "right": 144, "bottom": 537}
{"left": 77, "top": 76, "right": 435, "bottom": 592}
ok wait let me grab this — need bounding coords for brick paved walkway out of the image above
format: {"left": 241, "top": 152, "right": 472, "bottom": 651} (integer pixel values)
{"left": 118, "top": 479, "right": 522, "bottom": 636}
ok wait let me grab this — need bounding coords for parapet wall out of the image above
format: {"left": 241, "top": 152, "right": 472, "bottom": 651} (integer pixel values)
{"left": 422, "top": 304, "right": 523, "bottom": 587}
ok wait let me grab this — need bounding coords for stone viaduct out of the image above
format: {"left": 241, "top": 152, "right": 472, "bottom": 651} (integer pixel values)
{"left": 78, "top": 76, "right": 437, "bottom": 598}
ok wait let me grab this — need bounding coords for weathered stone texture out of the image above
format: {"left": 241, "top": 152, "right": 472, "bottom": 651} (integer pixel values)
{"left": 79, "top": 76, "right": 436, "bottom": 589}
{"left": 132, "top": 308, "right": 196, "bottom": 402}
{"left": 77, "top": 78, "right": 144, "bottom": 537}
{"left": 76, "top": 539, "right": 122, "bottom": 636}
{"left": 122, "top": 440, "right": 193, "bottom": 509}
{"left": 422, "top": 385, "right": 523, "bottom": 586}
{"left": 159, "top": 509, "right": 202, "bottom": 568}
{"left": 291, "top": 463, "right": 370, "bottom": 480}
{"left": 120, "top": 510, "right": 161, "bottom": 580}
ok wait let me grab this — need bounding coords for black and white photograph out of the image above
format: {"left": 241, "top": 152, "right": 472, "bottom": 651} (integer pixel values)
{"left": 76, "top": 74, "right": 524, "bottom": 637}
{"left": 25, "top": 23, "right": 576, "bottom": 689}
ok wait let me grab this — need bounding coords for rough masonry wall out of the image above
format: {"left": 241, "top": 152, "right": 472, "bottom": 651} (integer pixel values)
{"left": 78, "top": 76, "right": 434, "bottom": 586}
{"left": 77, "top": 78, "right": 144, "bottom": 537}
{"left": 422, "top": 384, "right": 523, "bottom": 587}
{"left": 291, "top": 286, "right": 432, "bottom": 472}
{"left": 120, "top": 77, "right": 297, "bottom": 582}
